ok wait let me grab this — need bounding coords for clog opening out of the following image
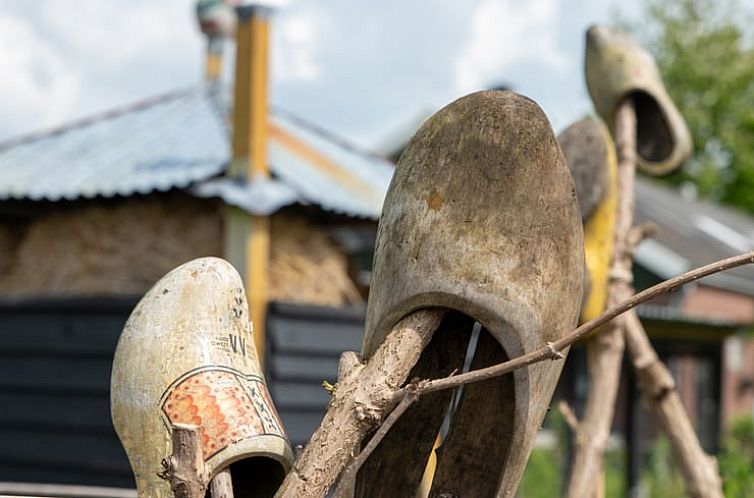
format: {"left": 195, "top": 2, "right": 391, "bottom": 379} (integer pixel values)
{"left": 629, "top": 90, "right": 674, "bottom": 163}
{"left": 355, "top": 309, "right": 515, "bottom": 498}
{"left": 210, "top": 457, "right": 286, "bottom": 498}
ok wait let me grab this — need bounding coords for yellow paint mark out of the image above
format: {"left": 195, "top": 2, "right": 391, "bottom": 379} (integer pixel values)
{"left": 581, "top": 121, "right": 618, "bottom": 323}
{"left": 268, "top": 123, "right": 379, "bottom": 202}
{"left": 417, "top": 435, "right": 441, "bottom": 497}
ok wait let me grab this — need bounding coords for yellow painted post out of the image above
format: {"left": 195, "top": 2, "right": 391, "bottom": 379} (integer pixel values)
{"left": 226, "top": 4, "right": 272, "bottom": 364}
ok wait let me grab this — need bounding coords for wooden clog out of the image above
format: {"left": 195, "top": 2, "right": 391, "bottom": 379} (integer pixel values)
{"left": 111, "top": 257, "right": 292, "bottom": 498}
{"left": 586, "top": 25, "right": 692, "bottom": 176}
{"left": 358, "top": 91, "right": 584, "bottom": 497}
{"left": 558, "top": 116, "right": 618, "bottom": 322}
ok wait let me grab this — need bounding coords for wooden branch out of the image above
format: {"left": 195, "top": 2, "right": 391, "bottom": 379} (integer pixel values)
{"left": 385, "top": 251, "right": 754, "bottom": 403}
{"left": 159, "top": 424, "right": 206, "bottom": 498}
{"left": 331, "top": 389, "right": 419, "bottom": 498}
{"left": 623, "top": 308, "right": 723, "bottom": 497}
{"left": 273, "top": 308, "right": 446, "bottom": 498}
{"left": 558, "top": 400, "right": 580, "bottom": 432}
{"left": 566, "top": 97, "right": 637, "bottom": 498}
{"left": 210, "top": 468, "right": 234, "bottom": 498}
{"left": 345, "top": 249, "right": 754, "bottom": 477}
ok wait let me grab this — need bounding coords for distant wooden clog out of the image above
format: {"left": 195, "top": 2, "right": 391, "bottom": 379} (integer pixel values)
{"left": 357, "top": 91, "right": 584, "bottom": 498}
{"left": 558, "top": 116, "right": 618, "bottom": 323}
{"left": 586, "top": 25, "right": 692, "bottom": 176}
{"left": 111, "top": 257, "right": 293, "bottom": 498}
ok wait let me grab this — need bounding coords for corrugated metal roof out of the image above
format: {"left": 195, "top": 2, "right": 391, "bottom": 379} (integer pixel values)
{"left": 636, "top": 303, "right": 737, "bottom": 328}
{"left": 0, "top": 89, "right": 230, "bottom": 201}
{"left": 635, "top": 178, "right": 754, "bottom": 295}
{"left": 0, "top": 86, "right": 394, "bottom": 219}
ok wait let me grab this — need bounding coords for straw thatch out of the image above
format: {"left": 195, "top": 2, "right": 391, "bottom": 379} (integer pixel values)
{"left": 0, "top": 197, "right": 364, "bottom": 307}
{"left": 0, "top": 194, "right": 222, "bottom": 296}
{"left": 269, "top": 213, "right": 364, "bottom": 307}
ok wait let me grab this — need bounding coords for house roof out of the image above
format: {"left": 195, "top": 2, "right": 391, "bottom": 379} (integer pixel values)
{"left": 0, "top": 86, "right": 394, "bottom": 219}
{"left": 635, "top": 177, "right": 754, "bottom": 295}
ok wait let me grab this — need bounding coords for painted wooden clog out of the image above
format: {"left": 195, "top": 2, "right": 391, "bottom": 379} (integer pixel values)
{"left": 558, "top": 116, "right": 618, "bottom": 322}
{"left": 586, "top": 25, "right": 692, "bottom": 176}
{"left": 358, "top": 91, "right": 584, "bottom": 498}
{"left": 111, "top": 257, "right": 293, "bottom": 498}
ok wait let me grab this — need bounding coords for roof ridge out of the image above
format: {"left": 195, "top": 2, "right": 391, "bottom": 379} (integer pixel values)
{"left": 0, "top": 87, "right": 199, "bottom": 152}
{"left": 270, "top": 105, "right": 394, "bottom": 166}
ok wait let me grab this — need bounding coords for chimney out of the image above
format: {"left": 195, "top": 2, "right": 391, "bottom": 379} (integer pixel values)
{"left": 225, "top": 2, "right": 273, "bottom": 365}
{"left": 230, "top": 3, "right": 271, "bottom": 179}
{"left": 195, "top": 0, "right": 236, "bottom": 82}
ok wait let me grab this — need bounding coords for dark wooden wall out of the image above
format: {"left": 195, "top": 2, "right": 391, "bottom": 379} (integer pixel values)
{"left": 266, "top": 302, "right": 365, "bottom": 446}
{"left": 0, "top": 298, "right": 365, "bottom": 487}
{"left": 0, "top": 297, "right": 137, "bottom": 487}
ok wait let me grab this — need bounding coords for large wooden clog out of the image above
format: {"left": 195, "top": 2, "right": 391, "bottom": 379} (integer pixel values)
{"left": 358, "top": 91, "right": 584, "bottom": 498}
{"left": 111, "top": 257, "right": 293, "bottom": 498}
{"left": 586, "top": 25, "right": 692, "bottom": 176}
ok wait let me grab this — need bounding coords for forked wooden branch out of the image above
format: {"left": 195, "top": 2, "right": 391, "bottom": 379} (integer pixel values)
{"left": 623, "top": 308, "right": 724, "bottom": 496}
{"left": 339, "top": 249, "right": 754, "bottom": 482}
{"left": 273, "top": 309, "right": 446, "bottom": 498}
{"left": 566, "top": 98, "right": 636, "bottom": 498}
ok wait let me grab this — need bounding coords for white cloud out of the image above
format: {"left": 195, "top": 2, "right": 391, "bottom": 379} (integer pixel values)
{"left": 0, "top": 13, "right": 80, "bottom": 135}
{"left": 273, "top": 11, "right": 324, "bottom": 82}
{"left": 455, "top": 0, "right": 568, "bottom": 94}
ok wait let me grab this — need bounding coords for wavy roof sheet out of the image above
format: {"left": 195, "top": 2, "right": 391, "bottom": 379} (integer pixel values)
{"left": 0, "top": 87, "right": 394, "bottom": 219}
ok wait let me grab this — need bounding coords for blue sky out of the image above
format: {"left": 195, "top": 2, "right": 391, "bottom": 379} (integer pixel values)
{"left": 0, "top": 0, "right": 642, "bottom": 152}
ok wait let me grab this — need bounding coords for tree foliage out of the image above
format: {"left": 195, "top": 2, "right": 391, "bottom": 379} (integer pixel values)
{"left": 629, "top": 0, "right": 754, "bottom": 211}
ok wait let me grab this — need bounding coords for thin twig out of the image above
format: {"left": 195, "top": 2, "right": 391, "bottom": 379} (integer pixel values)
{"left": 558, "top": 400, "right": 580, "bottom": 432}
{"left": 332, "top": 389, "right": 420, "bottom": 497}
{"left": 389, "top": 250, "right": 754, "bottom": 402}
{"left": 344, "top": 252, "right": 754, "bottom": 476}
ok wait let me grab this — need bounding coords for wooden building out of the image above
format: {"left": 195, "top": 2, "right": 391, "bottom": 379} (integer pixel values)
{"left": 0, "top": 4, "right": 392, "bottom": 486}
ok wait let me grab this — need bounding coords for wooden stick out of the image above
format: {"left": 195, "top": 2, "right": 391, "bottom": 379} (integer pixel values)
{"left": 623, "top": 308, "right": 724, "bottom": 496}
{"left": 339, "top": 250, "right": 754, "bottom": 479}
{"left": 565, "top": 98, "right": 637, "bottom": 498}
{"left": 386, "top": 250, "right": 754, "bottom": 401}
{"left": 331, "top": 390, "right": 419, "bottom": 497}
{"left": 273, "top": 309, "right": 446, "bottom": 498}
{"left": 210, "top": 468, "right": 235, "bottom": 498}
{"left": 160, "top": 424, "right": 206, "bottom": 498}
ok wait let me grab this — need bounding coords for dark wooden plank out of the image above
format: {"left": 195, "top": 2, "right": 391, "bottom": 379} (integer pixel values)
{"left": 0, "top": 428, "right": 133, "bottom": 483}
{"left": 269, "top": 382, "right": 331, "bottom": 411}
{"left": 268, "top": 354, "right": 339, "bottom": 382}
{"left": 0, "top": 355, "right": 113, "bottom": 392}
{"left": 0, "top": 313, "right": 125, "bottom": 355}
{"left": 0, "top": 391, "right": 113, "bottom": 432}
{"left": 276, "top": 411, "right": 328, "bottom": 446}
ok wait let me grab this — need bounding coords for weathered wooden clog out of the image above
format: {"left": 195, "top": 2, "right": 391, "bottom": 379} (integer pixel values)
{"left": 558, "top": 116, "right": 618, "bottom": 322}
{"left": 358, "top": 91, "right": 584, "bottom": 497}
{"left": 586, "top": 25, "right": 692, "bottom": 176}
{"left": 111, "top": 257, "right": 293, "bottom": 498}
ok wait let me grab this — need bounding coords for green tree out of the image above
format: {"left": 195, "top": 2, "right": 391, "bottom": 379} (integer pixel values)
{"left": 628, "top": 0, "right": 754, "bottom": 211}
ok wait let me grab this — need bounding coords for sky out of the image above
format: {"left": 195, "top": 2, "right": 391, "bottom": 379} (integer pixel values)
{"left": 0, "top": 0, "right": 642, "bottom": 153}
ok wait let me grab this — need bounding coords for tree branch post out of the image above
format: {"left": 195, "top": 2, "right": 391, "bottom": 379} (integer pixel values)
{"left": 273, "top": 309, "right": 446, "bottom": 498}
{"left": 565, "top": 98, "right": 637, "bottom": 498}
{"left": 160, "top": 424, "right": 206, "bottom": 498}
